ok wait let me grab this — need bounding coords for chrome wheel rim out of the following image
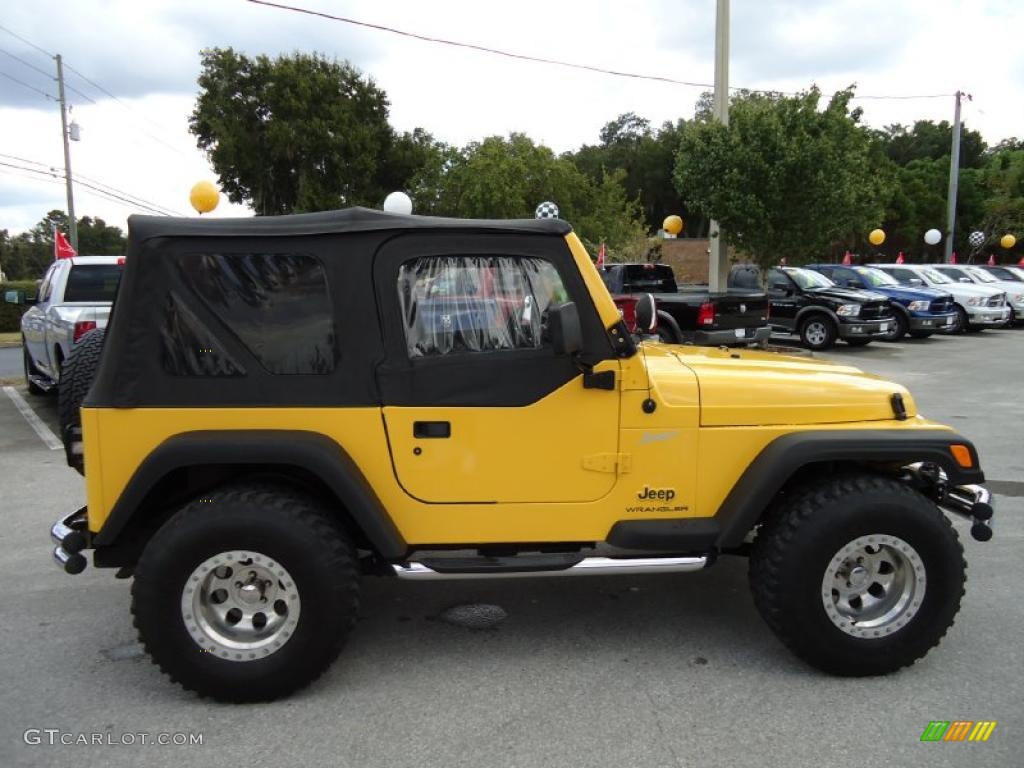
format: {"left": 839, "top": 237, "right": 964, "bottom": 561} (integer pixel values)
{"left": 821, "top": 534, "right": 925, "bottom": 638}
{"left": 181, "top": 550, "right": 300, "bottom": 662}
{"left": 805, "top": 321, "right": 828, "bottom": 347}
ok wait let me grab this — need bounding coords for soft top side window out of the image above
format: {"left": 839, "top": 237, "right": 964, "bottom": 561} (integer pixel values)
{"left": 398, "top": 256, "right": 568, "bottom": 358}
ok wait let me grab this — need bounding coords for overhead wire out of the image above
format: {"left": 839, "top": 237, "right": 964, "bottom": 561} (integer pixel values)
{"left": 0, "top": 69, "right": 54, "bottom": 100}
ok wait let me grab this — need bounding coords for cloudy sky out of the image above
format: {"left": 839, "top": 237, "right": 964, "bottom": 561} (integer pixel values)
{"left": 1, "top": 0, "right": 1021, "bottom": 238}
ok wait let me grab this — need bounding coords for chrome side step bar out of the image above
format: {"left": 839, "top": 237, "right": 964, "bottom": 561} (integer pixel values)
{"left": 393, "top": 555, "right": 708, "bottom": 581}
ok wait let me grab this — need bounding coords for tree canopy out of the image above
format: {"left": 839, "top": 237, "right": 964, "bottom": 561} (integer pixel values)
{"left": 0, "top": 211, "right": 126, "bottom": 280}
{"left": 673, "top": 87, "right": 888, "bottom": 269}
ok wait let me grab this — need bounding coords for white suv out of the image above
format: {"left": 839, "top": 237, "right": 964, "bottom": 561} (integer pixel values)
{"left": 870, "top": 263, "right": 1009, "bottom": 332}
{"left": 928, "top": 263, "right": 1024, "bottom": 326}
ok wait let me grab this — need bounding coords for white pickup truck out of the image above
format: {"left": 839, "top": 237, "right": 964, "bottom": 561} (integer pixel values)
{"left": 19, "top": 255, "right": 122, "bottom": 394}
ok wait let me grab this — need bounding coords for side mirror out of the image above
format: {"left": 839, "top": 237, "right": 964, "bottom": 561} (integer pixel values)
{"left": 4, "top": 290, "right": 34, "bottom": 305}
{"left": 959, "top": 277, "right": 972, "bottom": 283}
{"left": 634, "top": 293, "right": 657, "bottom": 334}
{"left": 548, "top": 302, "right": 582, "bottom": 356}
{"left": 908, "top": 278, "right": 924, "bottom": 287}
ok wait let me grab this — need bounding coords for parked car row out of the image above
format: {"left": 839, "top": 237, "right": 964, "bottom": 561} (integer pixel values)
{"left": 730, "top": 262, "right": 1018, "bottom": 351}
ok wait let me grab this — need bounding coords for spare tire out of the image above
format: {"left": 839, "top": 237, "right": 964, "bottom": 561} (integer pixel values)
{"left": 58, "top": 327, "right": 105, "bottom": 475}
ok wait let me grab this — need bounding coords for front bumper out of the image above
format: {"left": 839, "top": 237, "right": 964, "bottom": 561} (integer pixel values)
{"left": 692, "top": 326, "right": 772, "bottom": 346}
{"left": 837, "top": 318, "right": 892, "bottom": 339}
{"left": 965, "top": 306, "right": 1011, "bottom": 326}
{"left": 909, "top": 313, "right": 958, "bottom": 332}
{"left": 907, "top": 464, "right": 995, "bottom": 542}
{"left": 51, "top": 507, "right": 90, "bottom": 574}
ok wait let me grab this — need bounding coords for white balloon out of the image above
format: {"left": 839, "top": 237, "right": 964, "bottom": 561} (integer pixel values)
{"left": 383, "top": 191, "right": 413, "bottom": 215}
{"left": 924, "top": 228, "right": 942, "bottom": 245}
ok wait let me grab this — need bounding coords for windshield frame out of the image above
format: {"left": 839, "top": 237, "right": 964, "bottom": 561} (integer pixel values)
{"left": 965, "top": 266, "right": 998, "bottom": 283}
{"left": 852, "top": 266, "right": 897, "bottom": 287}
{"left": 920, "top": 267, "right": 952, "bottom": 284}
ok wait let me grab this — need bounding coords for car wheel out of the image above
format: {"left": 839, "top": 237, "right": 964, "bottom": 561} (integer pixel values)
{"left": 58, "top": 328, "right": 105, "bottom": 475}
{"left": 953, "top": 305, "right": 969, "bottom": 334}
{"left": 749, "top": 473, "right": 965, "bottom": 676}
{"left": 799, "top": 315, "right": 836, "bottom": 351}
{"left": 908, "top": 331, "right": 933, "bottom": 339}
{"left": 882, "top": 312, "right": 907, "bottom": 342}
{"left": 23, "top": 343, "right": 45, "bottom": 395}
{"left": 131, "top": 483, "right": 360, "bottom": 702}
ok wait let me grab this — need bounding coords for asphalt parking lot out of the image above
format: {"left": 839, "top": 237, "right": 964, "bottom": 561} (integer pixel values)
{"left": 1, "top": 330, "right": 1020, "bottom": 768}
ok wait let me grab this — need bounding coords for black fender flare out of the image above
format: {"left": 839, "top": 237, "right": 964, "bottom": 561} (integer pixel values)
{"left": 607, "top": 430, "right": 984, "bottom": 551}
{"left": 93, "top": 430, "right": 406, "bottom": 558}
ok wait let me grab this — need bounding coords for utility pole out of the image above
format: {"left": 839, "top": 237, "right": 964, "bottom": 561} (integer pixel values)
{"left": 56, "top": 54, "right": 78, "bottom": 251}
{"left": 708, "top": 0, "right": 730, "bottom": 291}
{"left": 943, "top": 90, "right": 965, "bottom": 264}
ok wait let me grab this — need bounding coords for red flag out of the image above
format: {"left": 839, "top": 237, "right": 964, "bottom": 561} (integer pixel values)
{"left": 951, "top": 251, "right": 958, "bottom": 264}
{"left": 895, "top": 251, "right": 905, "bottom": 264}
{"left": 842, "top": 251, "right": 852, "bottom": 265}
{"left": 54, "top": 230, "right": 76, "bottom": 260}
{"left": 987, "top": 253, "right": 996, "bottom": 266}
{"left": 596, "top": 242, "right": 606, "bottom": 268}
{"left": 1019, "top": 256, "right": 1024, "bottom": 267}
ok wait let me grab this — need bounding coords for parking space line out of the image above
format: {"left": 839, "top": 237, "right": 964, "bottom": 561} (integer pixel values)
{"left": 3, "top": 386, "right": 62, "bottom": 450}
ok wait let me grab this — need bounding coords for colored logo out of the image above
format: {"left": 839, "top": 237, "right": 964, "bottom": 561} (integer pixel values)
{"left": 920, "top": 721, "right": 997, "bottom": 742}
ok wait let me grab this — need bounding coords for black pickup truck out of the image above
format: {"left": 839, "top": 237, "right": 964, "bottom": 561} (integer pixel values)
{"left": 600, "top": 263, "right": 770, "bottom": 345}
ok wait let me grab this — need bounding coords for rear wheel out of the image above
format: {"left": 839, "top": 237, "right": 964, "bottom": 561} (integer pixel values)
{"left": 131, "top": 483, "right": 360, "bottom": 702}
{"left": 58, "top": 328, "right": 105, "bottom": 475}
{"left": 749, "top": 473, "right": 965, "bottom": 676}
{"left": 799, "top": 315, "right": 836, "bottom": 351}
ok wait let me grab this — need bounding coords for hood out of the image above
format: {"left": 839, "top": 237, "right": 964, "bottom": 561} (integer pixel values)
{"left": 943, "top": 282, "right": 1004, "bottom": 298}
{"left": 805, "top": 286, "right": 888, "bottom": 303}
{"left": 650, "top": 345, "right": 916, "bottom": 427}
{"left": 870, "top": 285, "right": 947, "bottom": 301}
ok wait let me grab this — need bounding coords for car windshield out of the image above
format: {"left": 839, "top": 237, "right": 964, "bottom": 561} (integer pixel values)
{"left": 966, "top": 266, "right": 998, "bottom": 283}
{"left": 64, "top": 264, "right": 122, "bottom": 302}
{"left": 1005, "top": 266, "right": 1024, "bottom": 281}
{"left": 920, "top": 268, "right": 952, "bottom": 284}
{"left": 852, "top": 267, "right": 897, "bottom": 287}
{"left": 783, "top": 267, "right": 834, "bottom": 289}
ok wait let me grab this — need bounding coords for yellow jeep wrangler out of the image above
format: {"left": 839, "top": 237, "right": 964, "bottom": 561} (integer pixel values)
{"left": 52, "top": 209, "right": 994, "bottom": 702}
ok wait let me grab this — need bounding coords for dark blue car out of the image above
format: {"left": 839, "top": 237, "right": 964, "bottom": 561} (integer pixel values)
{"left": 807, "top": 264, "right": 957, "bottom": 341}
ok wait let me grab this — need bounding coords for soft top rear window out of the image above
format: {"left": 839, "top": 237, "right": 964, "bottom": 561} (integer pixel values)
{"left": 64, "top": 264, "right": 122, "bottom": 302}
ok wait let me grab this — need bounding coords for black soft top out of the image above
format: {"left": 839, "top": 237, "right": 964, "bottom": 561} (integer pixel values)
{"left": 128, "top": 207, "right": 572, "bottom": 241}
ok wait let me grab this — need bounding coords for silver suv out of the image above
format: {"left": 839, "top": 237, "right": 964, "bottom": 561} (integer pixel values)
{"left": 870, "top": 263, "right": 1009, "bottom": 332}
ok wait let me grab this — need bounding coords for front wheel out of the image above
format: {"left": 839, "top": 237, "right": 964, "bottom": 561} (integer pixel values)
{"left": 131, "top": 483, "right": 360, "bottom": 702}
{"left": 749, "top": 473, "right": 965, "bottom": 676}
{"left": 882, "top": 312, "right": 907, "bottom": 342}
{"left": 953, "top": 305, "right": 969, "bottom": 334}
{"left": 799, "top": 315, "right": 836, "bottom": 351}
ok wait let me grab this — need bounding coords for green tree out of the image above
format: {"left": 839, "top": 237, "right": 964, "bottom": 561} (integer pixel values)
{"left": 878, "top": 120, "right": 987, "bottom": 169}
{"left": 673, "top": 87, "right": 888, "bottom": 270}
{"left": 190, "top": 48, "right": 432, "bottom": 214}
{"left": 414, "top": 133, "right": 644, "bottom": 255}
{"left": 0, "top": 211, "right": 126, "bottom": 279}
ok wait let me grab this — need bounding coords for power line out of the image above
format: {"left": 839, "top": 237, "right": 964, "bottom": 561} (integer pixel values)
{"left": 244, "top": 0, "right": 955, "bottom": 102}
{"left": 0, "top": 23, "right": 53, "bottom": 58}
{"left": 0, "top": 69, "right": 55, "bottom": 100}
{"left": 0, "top": 46, "right": 53, "bottom": 79}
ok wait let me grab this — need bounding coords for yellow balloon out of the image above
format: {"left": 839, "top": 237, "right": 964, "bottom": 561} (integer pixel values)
{"left": 663, "top": 215, "right": 684, "bottom": 235}
{"left": 1001, "top": 234, "right": 1017, "bottom": 249}
{"left": 190, "top": 181, "right": 220, "bottom": 215}
{"left": 868, "top": 228, "right": 886, "bottom": 246}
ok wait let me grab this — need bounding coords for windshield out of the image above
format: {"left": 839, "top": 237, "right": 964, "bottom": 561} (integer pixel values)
{"left": 852, "top": 267, "right": 897, "bottom": 287}
{"left": 783, "top": 267, "right": 834, "bottom": 289}
{"left": 920, "top": 268, "right": 952, "bottom": 284}
{"left": 64, "top": 264, "right": 122, "bottom": 302}
{"left": 965, "top": 266, "right": 998, "bottom": 283}
{"left": 1005, "top": 266, "right": 1024, "bottom": 281}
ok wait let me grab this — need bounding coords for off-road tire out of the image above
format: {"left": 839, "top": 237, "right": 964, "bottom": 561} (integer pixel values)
{"left": 882, "top": 311, "right": 908, "bottom": 342}
{"left": 23, "top": 343, "right": 45, "bottom": 395}
{"left": 749, "top": 473, "right": 965, "bottom": 676}
{"left": 57, "top": 328, "right": 105, "bottom": 474}
{"left": 131, "top": 483, "right": 360, "bottom": 703}
{"left": 799, "top": 314, "right": 836, "bottom": 351}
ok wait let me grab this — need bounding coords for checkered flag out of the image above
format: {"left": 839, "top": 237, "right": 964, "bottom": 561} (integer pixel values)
{"left": 535, "top": 201, "right": 560, "bottom": 219}
{"left": 968, "top": 231, "right": 985, "bottom": 249}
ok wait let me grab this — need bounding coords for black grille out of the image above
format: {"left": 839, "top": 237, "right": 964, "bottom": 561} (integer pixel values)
{"left": 860, "top": 302, "right": 892, "bottom": 320}
{"left": 930, "top": 296, "right": 954, "bottom": 312}
{"left": 987, "top": 294, "right": 1005, "bottom": 307}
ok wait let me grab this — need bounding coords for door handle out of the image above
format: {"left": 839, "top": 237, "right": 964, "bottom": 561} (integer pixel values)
{"left": 413, "top": 421, "right": 451, "bottom": 438}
